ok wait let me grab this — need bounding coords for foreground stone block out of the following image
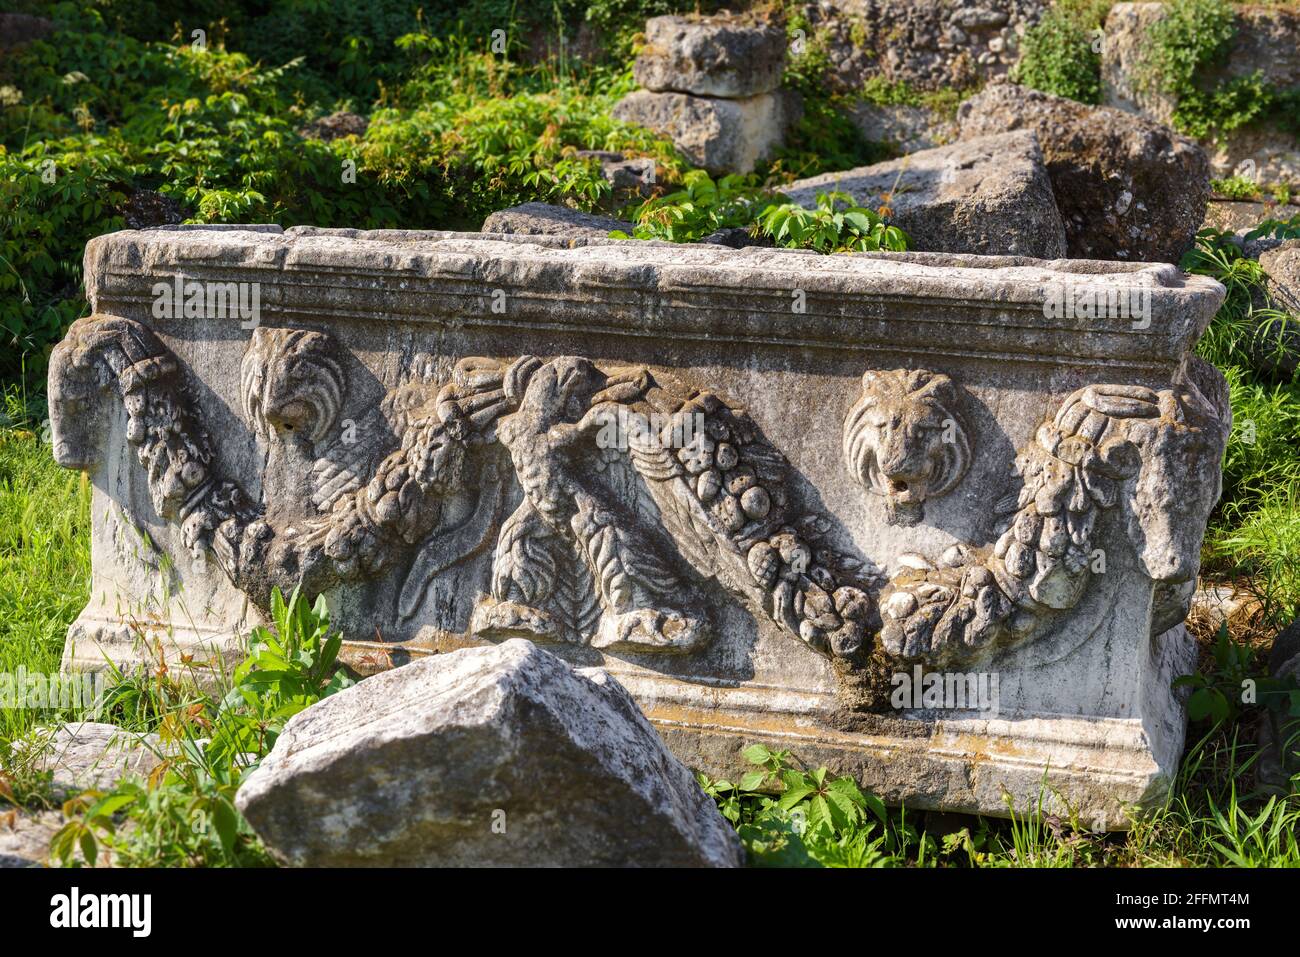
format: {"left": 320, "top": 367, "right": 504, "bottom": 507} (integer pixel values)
{"left": 613, "top": 89, "right": 797, "bottom": 175}
{"left": 784, "top": 131, "right": 1067, "bottom": 258}
{"left": 633, "top": 15, "right": 787, "bottom": 98}
{"left": 236, "top": 639, "right": 743, "bottom": 866}
{"left": 51, "top": 225, "right": 1230, "bottom": 828}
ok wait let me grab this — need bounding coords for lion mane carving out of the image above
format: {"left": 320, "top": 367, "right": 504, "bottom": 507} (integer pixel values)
{"left": 842, "top": 368, "right": 972, "bottom": 526}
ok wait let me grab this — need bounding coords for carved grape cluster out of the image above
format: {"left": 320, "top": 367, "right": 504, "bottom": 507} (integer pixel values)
{"left": 668, "top": 392, "right": 872, "bottom": 659}
{"left": 675, "top": 392, "right": 786, "bottom": 534}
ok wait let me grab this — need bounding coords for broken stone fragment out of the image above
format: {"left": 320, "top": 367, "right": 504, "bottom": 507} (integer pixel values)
{"left": 612, "top": 89, "right": 800, "bottom": 175}
{"left": 235, "top": 639, "right": 745, "bottom": 867}
{"left": 957, "top": 83, "right": 1210, "bottom": 263}
{"left": 783, "top": 130, "right": 1067, "bottom": 258}
{"left": 633, "top": 15, "right": 787, "bottom": 99}
{"left": 33, "top": 722, "right": 164, "bottom": 796}
{"left": 481, "top": 202, "right": 633, "bottom": 239}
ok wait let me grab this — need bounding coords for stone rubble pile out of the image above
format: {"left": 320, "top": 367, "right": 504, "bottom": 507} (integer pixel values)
{"left": 613, "top": 15, "right": 800, "bottom": 174}
{"left": 956, "top": 83, "right": 1211, "bottom": 263}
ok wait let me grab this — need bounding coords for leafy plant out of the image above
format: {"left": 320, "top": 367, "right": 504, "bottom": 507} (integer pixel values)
{"left": 50, "top": 586, "right": 353, "bottom": 867}
{"left": 758, "top": 191, "right": 909, "bottom": 253}
{"left": 617, "top": 170, "right": 779, "bottom": 243}
{"left": 1014, "top": 0, "right": 1108, "bottom": 105}
{"left": 1211, "top": 174, "right": 1262, "bottom": 201}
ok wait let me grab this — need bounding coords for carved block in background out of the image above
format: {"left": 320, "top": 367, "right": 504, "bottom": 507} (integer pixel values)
{"left": 50, "top": 227, "right": 1229, "bottom": 828}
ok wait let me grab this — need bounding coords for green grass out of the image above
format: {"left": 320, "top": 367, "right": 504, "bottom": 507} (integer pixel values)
{"left": 0, "top": 399, "right": 91, "bottom": 746}
{"left": 709, "top": 714, "right": 1300, "bottom": 866}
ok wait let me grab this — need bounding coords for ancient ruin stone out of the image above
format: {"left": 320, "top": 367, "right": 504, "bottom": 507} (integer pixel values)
{"left": 784, "top": 131, "right": 1067, "bottom": 258}
{"left": 34, "top": 722, "right": 163, "bottom": 795}
{"left": 481, "top": 202, "right": 632, "bottom": 239}
{"left": 633, "top": 15, "right": 787, "bottom": 98}
{"left": 958, "top": 83, "right": 1211, "bottom": 262}
{"left": 849, "top": 102, "right": 956, "bottom": 155}
{"left": 613, "top": 89, "right": 799, "bottom": 175}
{"left": 119, "top": 189, "right": 186, "bottom": 230}
{"left": 1252, "top": 240, "right": 1300, "bottom": 379}
{"left": 0, "top": 811, "right": 60, "bottom": 868}
{"left": 1258, "top": 615, "right": 1300, "bottom": 793}
{"left": 298, "top": 111, "right": 369, "bottom": 142}
{"left": 235, "top": 639, "right": 744, "bottom": 866}
{"left": 1103, "top": 3, "right": 1300, "bottom": 185}
{"left": 796, "top": 0, "right": 1045, "bottom": 94}
{"left": 50, "top": 225, "right": 1230, "bottom": 828}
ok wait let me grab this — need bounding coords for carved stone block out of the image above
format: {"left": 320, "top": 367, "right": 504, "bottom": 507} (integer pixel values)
{"left": 50, "top": 226, "right": 1230, "bottom": 829}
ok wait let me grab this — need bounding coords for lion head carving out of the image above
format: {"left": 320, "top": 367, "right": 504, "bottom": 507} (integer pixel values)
{"left": 842, "top": 368, "right": 971, "bottom": 527}
{"left": 240, "top": 327, "right": 346, "bottom": 448}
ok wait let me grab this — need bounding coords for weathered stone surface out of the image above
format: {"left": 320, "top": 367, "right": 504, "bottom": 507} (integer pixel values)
{"left": 1104, "top": 2, "right": 1300, "bottom": 124}
{"left": 612, "top": 89, "right": 798, "bottom": 175}
{"left": 33, "top": 722, "right": 162, "bottom": 795}
{"left": 0, "top": 811, "right": 59, "bottom": 868}
{"left": 236, "top": 639, "right": 744, "bottom": 866}
{"left": 0, "top": 12, "right": 54, "bottom": 50}
{"left": 1202, "top": 199, "right": 1300, "bottom": 235}
{"left": 1258, "top": 615, "right": 1300, "bottom": 793}
{"left": 633, "top": 15, "right": 786, "bottom": 98}
{"left": 51, "top": 226, "right": 1231, "bottom": 828}
{"left": 574, "top": 150, "right": 657, "bottom": 211}
{"left": 958, "top": 83, "right": 1211, "bottom": 263}
{"left": 119, "top": 188, "right": 186, "bottom": 230}
{"left": 298, "top": 111, "right": 369, "bottom": 142}
{"left": 1103, "top": 3, "right": 1300, "bottom": 185}
{"left": 797, "top": 0, "right": 1044, "bottom": 94}
{"left": 784, "top": 131, "right": 1067, "bottom": 258}
{"left": 849, "top": 102, "right": 955, "bottom": 154}
{"left": 1252, "top": 239, "right": 1300, "bottom": 379}
{"left": 1206, "top": 127, "right": 1300, "bottom": 192}
{"left": 481, "top": 202, "right": 631, "bottom": 239}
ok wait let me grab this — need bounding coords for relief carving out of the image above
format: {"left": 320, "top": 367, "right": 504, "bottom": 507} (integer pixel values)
{"left": 877, "top": 368, "right": 1229, "bottom": 667}
{"left": 843, "top": 369, "right": 971, "bottom": 526}
{"left": 50, "top": 316, "right": 874, "bottom": 665}
{"left": 49, "top": 315, "right": 1226, "bottom": 676}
